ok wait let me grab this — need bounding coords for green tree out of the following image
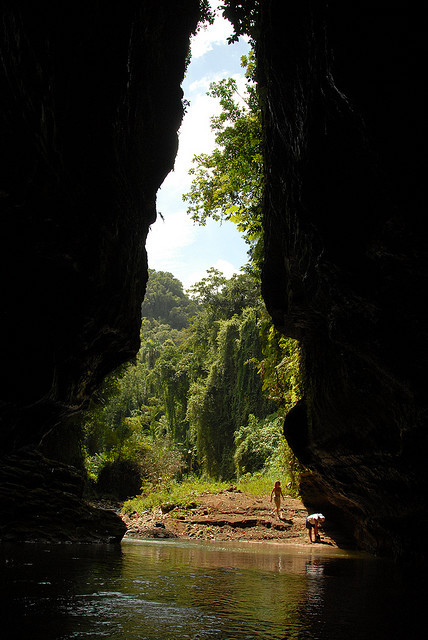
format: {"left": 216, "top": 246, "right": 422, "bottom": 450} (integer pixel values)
{"left": 152, "top": 339, "right": 193, "bottom": 444}
{"left": 186, "top": 303, "right": 274, "bottom": 480}
{"left": 181, "top": 45, "right": 305, "bottom": 482}
{"left": 187, "top": 317, "right": 240, "bottom": 478}
{"left": 188, "top": 268, "right": 261, "bottom": 319}
{"left": 183, "top": 50, "right": 263, "bottom": 270}
{"left": 258, "top": 314, "right": 302, "bottom": 413}
{"left": 234, "top": 413, "right": 284, "bottom": 476}
{"left": 141, "top": 270, "right": 198, "bottom": 329}
{"left": 82, "top": 266, "right": 303, "bottom": 489}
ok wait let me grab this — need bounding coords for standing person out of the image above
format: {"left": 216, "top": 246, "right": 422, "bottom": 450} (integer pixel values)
{"left": 270, "top": 480, "right": 285, "bottom": 519}
{"left": 306, "top": 513, "right": 325, "bottom": 542}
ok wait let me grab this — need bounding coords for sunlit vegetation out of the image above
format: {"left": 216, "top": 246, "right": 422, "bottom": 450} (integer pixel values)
{"left": 82, "top": 269, "right": 302, "bottom": 501}
{"left": 122, "top": 476, "right": 230, "bottom": 515}
{"left": 82, "top": 48, "right": 303, "bottom": 505}
{"left": 183, "top": 49, "right": 263, "bottom": 273}
{"left": 122, "top": 471, "right": 289, "bottom": 517}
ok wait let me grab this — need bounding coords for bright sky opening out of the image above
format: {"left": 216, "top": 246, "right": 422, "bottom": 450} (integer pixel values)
{"left": 145, "top": 1, "right": 250, "bottom": 292}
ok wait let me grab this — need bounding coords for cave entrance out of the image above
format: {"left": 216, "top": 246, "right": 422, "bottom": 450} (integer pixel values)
{"left": 81, "top": 4, "right": 301, "bottom": 505}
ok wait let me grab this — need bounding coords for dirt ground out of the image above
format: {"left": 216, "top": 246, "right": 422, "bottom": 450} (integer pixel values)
{"left": 121, "top": 487, "right": 337, "bottom": 548}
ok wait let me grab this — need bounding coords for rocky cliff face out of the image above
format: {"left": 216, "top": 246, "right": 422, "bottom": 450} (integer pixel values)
{"left": 257, "top": 1, "right": 426, "bottom": 558}
{"left": 0, "top": 0, "right": 200, "bottom": 542}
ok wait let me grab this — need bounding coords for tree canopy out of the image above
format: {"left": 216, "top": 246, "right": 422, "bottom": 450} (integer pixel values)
{"left": 82, "top": 268, "right": 302, "bottom": 492}
{"left": 141, "top": 269, "right": 198, "bottom": 329}
{"left": 183, "top": 50, "right": 263, "bottom": 271}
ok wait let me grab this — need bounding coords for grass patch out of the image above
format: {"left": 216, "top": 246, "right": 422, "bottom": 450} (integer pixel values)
{"left": 236, "top": 473, "right": 278, "bottom": 497}
{"left": 235, "top": 468, "right": 300, "bottom": 497}
{"left": 121, "top": 476, "right": 229, "bottom": 515}
{"left": 121, "top": 471, "right": 298, "bottom": 516}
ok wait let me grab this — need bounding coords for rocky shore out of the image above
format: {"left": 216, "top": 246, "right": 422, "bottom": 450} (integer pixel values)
{"left": 120, "top": 488, "right": 338, "bottom": 548}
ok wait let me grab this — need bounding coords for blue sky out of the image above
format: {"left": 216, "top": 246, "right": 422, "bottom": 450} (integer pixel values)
{"left": 145, "top": 3, "right": 250, "bottom": 291}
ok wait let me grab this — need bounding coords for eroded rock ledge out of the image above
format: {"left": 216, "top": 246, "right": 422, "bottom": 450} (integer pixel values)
{"left": 0, "top": 450, "right": 126, "bottom": 543}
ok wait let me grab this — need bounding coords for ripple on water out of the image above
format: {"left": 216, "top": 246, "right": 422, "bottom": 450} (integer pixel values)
{"left": 1, "top": 540, "right": 424, "bottom": 640}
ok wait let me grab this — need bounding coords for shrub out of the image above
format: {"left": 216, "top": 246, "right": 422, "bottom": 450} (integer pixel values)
{"left": 90, "top": 434, "right": 185, "bottom": 501}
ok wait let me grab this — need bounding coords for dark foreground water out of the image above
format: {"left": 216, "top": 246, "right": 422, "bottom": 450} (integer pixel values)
{"left": 1, "top": 538, "right": 423, "bottom": 639}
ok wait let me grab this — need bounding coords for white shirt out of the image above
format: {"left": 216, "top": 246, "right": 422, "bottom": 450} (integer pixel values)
{"left": 306, "top": 513, "right": 325, "bottom": 524}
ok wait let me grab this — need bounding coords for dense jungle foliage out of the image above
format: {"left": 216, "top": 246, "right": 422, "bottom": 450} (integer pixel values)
{"left": 83, "top": 269, "right": 302, "bottom": 499}
{"left": 82, "top": 48, "right": 302, "bottom": 501}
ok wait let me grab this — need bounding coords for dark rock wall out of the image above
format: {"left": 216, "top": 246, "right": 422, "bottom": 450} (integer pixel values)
{"left": 0, "top": 1, "right": 200, "bottom": 542}
{"left": 0, "top": 1, "right": 200, "bottom": 455}
{"left": 0, "top": 449, "right": 127, "bottom": 543}
{"left": 258, "top": 1, "right": 426, "bottom": 557}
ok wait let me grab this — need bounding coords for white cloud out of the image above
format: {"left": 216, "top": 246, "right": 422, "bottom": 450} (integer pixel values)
{"left": 160, "top": 69, "right": 248, "bottom": 205}
{"left": 190, "top": 0, "right": 249, "bottom": 59}
{"left": 146, "top": 210, "right": 197, "bottom": 270}
{"left": 177, "top": 92, "right": 219, "bottom": 168}
{"left": 189, "top": 70, "right": 247, "bottom": 97}
{"left": 157, "top": 91, "right": 221, "bottom": 203}
{"left": 183, "top": 259, "right": 242, "bottom": 289}
{"left": 146, "top": 210, "right": 248, "bottom": 291}
{"left": 213, "top": 259, "right": 242, "bottom": 279}
{"left": 183, "top": 268, "right": 207, "bottom": 292}
{"left": 190, "top": 7, "right": 234, "bottom": 58}
{"left": 188, "top": 71, "right": 225, "bottom": 94}
{"left": 182, "top": 260, "right": 241, "bottom": 293}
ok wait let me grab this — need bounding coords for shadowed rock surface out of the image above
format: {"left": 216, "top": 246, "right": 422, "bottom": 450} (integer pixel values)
{"left": 258, "top": 0, "right": 426, "bottom": 558}
{"left": 0, "top": 450, "right": 127, "bottom": 543}
{"left": 0, "top": 1, "right": 426, "bottom": 557}
{"left": 0, "top": 0, "right": 200, "bottom": 543}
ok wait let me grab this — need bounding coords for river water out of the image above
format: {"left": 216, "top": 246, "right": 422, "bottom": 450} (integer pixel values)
{"left": 1, "top": 538, "right": 422, "bottom": 639}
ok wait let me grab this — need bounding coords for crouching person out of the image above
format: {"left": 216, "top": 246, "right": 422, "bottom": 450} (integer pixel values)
{"left": 306, "top": 513, "right": 325, "bottom": 542}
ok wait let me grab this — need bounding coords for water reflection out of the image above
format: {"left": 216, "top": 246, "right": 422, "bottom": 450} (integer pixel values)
{"left": 1, "top": 539, "right": 423, "bottom": 639}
